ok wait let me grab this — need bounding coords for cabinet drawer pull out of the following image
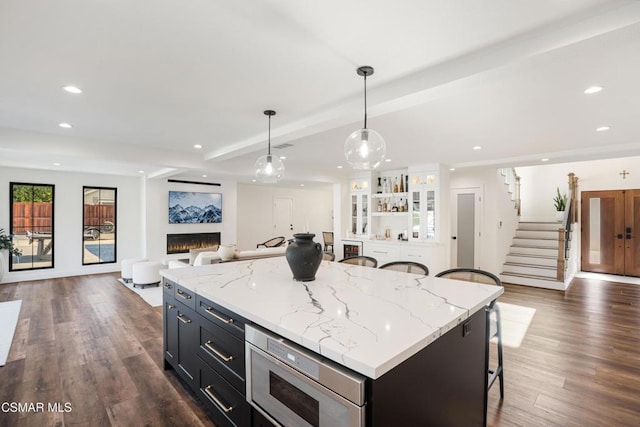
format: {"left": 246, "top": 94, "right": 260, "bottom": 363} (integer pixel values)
{"left": 205, "top": 307, "right": 234, "bottom": 324}
{"left": 204, "top": 385, "right": 233, "bottom": 413}
{"left": 168, "top": 304, "right": 175, "bottom": 310}
{"left": 164, "top": 283, "right": 173, "bottom": 289}
{"left": 177, "top": 314, "right": 192, "bottom": 324}
{"left": 373, "top": 250, "right": 388, "bottom": 254}
{"left": 204, "top": 340, "right": 233, "bottom": 362}
{"left": 176, "top": 289, "right": 192, "bottom": 300}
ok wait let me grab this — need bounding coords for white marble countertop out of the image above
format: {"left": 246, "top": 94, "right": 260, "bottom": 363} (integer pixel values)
{"left": 161, "top": 257, "right": 503, "bottom": 379}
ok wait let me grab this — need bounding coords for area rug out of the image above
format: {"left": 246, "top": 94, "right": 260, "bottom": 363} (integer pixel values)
{"left": 494, "top": 302, "right": 536, "bottom": 348}
{"left": 117, "top": 278, "right": 162, "bottom": 307}
{"left": 0, "top": 300, "right": 22, "bottom": 366}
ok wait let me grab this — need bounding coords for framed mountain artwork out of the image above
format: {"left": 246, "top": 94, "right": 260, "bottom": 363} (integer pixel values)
{"left": 168, "top": 191, "right": 222, "bottom": 224}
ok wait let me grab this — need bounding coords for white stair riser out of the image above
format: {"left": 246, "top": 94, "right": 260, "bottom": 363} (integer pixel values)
{"left": 518, "top": 223, "right": 562, "bottom": 231}
{"left": 503, "top": 264, "right": 557, "bottom": 277}
{"left": 513, "top": 238, "right": 558, "bottom": 248}
{"left": 500, "top": 274, "right": 568, "bottom": 291}
{"left": 509, "top": 246, "right": 558, "bottom": 256}
{"left": 506, "top": 255, "right": 557, "bottom": 267}
{"left": 515, "top": 230, "right": 558, "bottom": 239}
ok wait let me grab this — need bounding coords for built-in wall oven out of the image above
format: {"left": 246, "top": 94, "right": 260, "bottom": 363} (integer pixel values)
{"left": 245, "top": 325, "right": 366, "bottom": 427}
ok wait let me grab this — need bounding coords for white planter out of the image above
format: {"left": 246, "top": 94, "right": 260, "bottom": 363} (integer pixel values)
{"left": 556, "top": 211, "right": 565, "bottom": 223}
{"left": 218, "top": 244, "right": 237, "bottom": 261}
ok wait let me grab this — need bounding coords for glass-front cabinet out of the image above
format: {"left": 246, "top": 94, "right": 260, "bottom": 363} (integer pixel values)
{"left": 350, "top": 192, "right": 369, "bottom": 235}
{"left": 409, "top": 169, "right": 439, "bottom": 242}
{"left": 349, "top": 175, "right": 371, "bottom": 236}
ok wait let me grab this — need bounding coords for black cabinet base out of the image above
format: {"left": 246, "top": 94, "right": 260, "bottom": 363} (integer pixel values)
{"left": 367, "top": 308, "right": 488, "bottom": 427}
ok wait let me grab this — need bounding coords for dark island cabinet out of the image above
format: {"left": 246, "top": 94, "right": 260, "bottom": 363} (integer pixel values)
{"left": 163, "top": 298, "right": 178, "bottom": 367}
{"left": 163, "top": 278, "right": 199, "bottom": 389}
{"left": 162, "top": 278, "right": 261, "bottom": 427}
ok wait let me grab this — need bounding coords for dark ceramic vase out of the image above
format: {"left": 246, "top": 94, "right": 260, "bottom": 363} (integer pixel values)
{"left": 285, "top": 233, "right": 323, "bottom": 282}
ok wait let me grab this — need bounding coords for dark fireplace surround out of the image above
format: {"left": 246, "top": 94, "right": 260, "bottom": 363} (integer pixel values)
{"left": 167, "top": 232, "right": 221, "bottom": 254}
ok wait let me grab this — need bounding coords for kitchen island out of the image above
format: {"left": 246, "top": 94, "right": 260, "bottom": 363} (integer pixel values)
{"left": 161, "top": 257, "right": 503, "bottom": 427}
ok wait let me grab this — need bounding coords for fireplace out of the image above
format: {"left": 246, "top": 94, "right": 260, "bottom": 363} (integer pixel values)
{"left": 166, "top": 232, "right": 221, "bottom": 254}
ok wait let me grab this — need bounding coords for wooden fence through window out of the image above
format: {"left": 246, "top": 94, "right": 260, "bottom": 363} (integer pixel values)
{"left": 12, "top": 202, "right": 53, "bottom": 234}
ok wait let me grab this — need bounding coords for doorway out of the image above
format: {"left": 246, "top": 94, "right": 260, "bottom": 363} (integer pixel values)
{"left": 581, "top": 189, "right": 640, "bottom": 277}
{"left": 273, "top": 197, "right": 293, "bottom": 238}
{"left": 450, "top": 188, "right": 481, "bottom": 268}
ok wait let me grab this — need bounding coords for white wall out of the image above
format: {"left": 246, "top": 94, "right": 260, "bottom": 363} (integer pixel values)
{"left": 518, "top": 156, "right": 640, "bottom": 221}
{"left": 145, "top": 178, "right": 238, "bottom": 262}
{"left": 236, "top": 183, "right": 333, "bottom": 250}
{"left": 0, "top": 166, "right": 143, "bottom": 283}
{"left": 450, "top": 167, "right": 520, "bottom": 276}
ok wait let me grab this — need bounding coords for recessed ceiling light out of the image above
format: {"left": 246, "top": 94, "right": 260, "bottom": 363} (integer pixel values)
{"left": 138, "top": 170, "right": 145, "bottom": 174}
{"left": 473, "top": 146, "right": 482, "bottom": 150}
{"left": 193, "top": 144, "right": 202, "bottom": 149}
{"left": 202, "top": 174, "right": 207, "bottom": 178}
{"left": 53, "top": 162, "right": 61, "bottom": 166}
{"left": 541, "top": 158, "right": 549, "bottom": 162}
{"left": 584, "top": 86, "right": 603, "bottom": 94}
{"left": 300, "top": 184, "right": 305, "bottom": 187}
{"left": 449, "top": 168, "right": 455, "bottom": 171}
{"left": 596, "top": 126, "right": 610, "bottom": 132}
{"left": 63, "top": 85, "right": 82, "bottom": 94}
{"left": 280, "top": 156, "right": 287, "bottom": 160}
{"left": 385, "top": 158, "right": 392, "bottom": 162}
{"left": 59, "top": 122, "right": 72, "bottom": 128}
{"left": 251, "top": 179, "right": 257, "bottom": 182}
{"left": 337, "top": 165, "right": 343, "bottom": 169}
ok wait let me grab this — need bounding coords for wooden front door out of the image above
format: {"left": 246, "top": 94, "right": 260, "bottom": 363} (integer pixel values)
{"left": 581, "top": 189, "right": 640, "bottom": 276}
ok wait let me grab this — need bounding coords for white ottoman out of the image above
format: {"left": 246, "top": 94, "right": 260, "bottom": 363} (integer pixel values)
{"left": 121, "top": 257, "right": 148, "bottom": 283}
{"left": 132, "top": 261, "right": 162, "bottom": 289}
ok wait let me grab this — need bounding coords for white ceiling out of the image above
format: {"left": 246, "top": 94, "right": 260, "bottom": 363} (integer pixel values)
{"left": 1, "top": 0, "right": 640, "bottom": 185}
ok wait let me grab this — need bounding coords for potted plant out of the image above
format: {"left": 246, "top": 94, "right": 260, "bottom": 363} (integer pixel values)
{"left": 553, "top": 187, "right": 568, "bottom": 222}
{"left": 0, "top": 228, "right": 22, "bottom": 281}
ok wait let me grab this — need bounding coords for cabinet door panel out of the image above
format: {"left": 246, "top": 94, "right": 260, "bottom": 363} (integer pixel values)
{"left": 198, "top": 319, "right": 246, "bottom": 392}
{"left": 196, "top": 295, "right": 248, "bottom": 340}
{"left": 177, "top": 307, "right": 199, "bottom": 387}
{"left": 198, "top": 359, "right": 251, "bottom": 427}
{"left": 163, "top": 296, "right": 178, "bottom": 368}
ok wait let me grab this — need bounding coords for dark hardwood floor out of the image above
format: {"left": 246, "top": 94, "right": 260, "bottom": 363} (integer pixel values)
{"left": 0, "top": 273, "right": 212, "bottom": 427}
{"left": 487, "top": 277, "right": 640, "bottom": 426}
{"left": 1, "top": 273, "right": 639, "bottom": 426}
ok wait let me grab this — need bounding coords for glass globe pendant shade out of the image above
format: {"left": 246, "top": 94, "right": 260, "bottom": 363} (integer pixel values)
{"left": 255, "top": 153, "right": 284, "bottom": 183}
{"left": 344, "top": 127, "right": 386, "bottom": 169}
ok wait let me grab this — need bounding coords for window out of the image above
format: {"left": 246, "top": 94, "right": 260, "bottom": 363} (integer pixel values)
{"left": 10, "top": 182, "right": 55, "bottom": 271}
{"left": 83, "top": 187, "right": 117, "bottom": 265}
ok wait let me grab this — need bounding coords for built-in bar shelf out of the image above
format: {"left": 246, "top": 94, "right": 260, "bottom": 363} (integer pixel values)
{"left": 372, "top": 212, "right": 408, "bottom": 217}
{"left": 372, "top": 192, "right": 408, "bottom": 198}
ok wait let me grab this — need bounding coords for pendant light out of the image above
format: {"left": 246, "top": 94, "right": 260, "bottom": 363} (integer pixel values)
{"left": 255, "top": 110, "right": 284, "bottom": 183}
{"left": 344, "top": 66, "right": 386, "bottom": 169}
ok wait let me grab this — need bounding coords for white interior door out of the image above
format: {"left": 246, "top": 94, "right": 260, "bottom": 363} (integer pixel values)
{"left": 273, "top": 197, "right": 294, "bottom": 239}
{"left": 450, "top": 188, "right": 481, "bottom": 268}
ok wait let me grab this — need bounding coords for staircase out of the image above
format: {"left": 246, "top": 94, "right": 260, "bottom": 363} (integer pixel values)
{"left": 500, "top": 221, "right": 568, "bottom": 290}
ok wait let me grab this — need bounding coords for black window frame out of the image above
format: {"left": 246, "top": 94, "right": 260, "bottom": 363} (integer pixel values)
{"left": 9, "top": 182, "right": 55, "bottom": 272}
{"left": 82, "top": 186, "right": 117, "bottom": 266}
